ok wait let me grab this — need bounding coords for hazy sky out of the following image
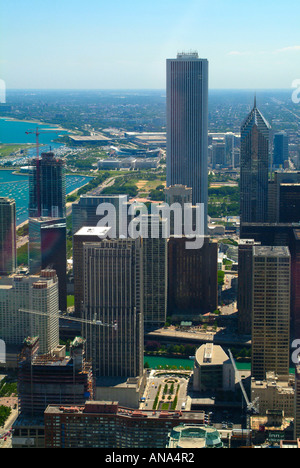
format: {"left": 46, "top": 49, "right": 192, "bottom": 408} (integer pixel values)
{"left": 1, "top": 0, "right": 300, "bottom": 89}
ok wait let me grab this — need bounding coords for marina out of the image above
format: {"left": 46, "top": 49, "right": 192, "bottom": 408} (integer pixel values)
{"left": 0, "top": 117, "right": 93, "bottom": 224}
{"left": 0, "top": 170, "right": 93, "bottom": 225}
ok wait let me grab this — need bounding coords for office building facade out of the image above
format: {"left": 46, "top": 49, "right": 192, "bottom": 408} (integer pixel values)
{"left": 0, "top": 270, "right": 59, "bottom": 354}
{"left": 72, "top": 195, "right": 127, "bottom": 237}
{"left": 251, "top": 246, "right": 291, "bottom": 381}
{"left": 166, "top": 52, "right": 208, "bottom": 231}
{"left": 168, "top": 236, "right": 218, "bottom": 317}
{"left": 273, "top": 132, "right": 289, "bottom": 167}
{"left": 240, "top": 100, "right": 271, "bottom": 224}
{"left": 82, "top": 238, "right": 144, "bottom": 379}
{"left": 28, "top": 217, "right": 67, "bottom": 312}
{"left": 0, "top": 197, "right": 16, "bottom": 275}
{"left": 44, "top": 401, "right": 206, "bottom": 449}
{"left": 237, "top": 239, "right": 261, "bottom": 335}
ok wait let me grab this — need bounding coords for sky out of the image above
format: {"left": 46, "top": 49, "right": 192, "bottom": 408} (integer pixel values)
{"left": 1, "top": 0, "right": 300, "bottom": 90}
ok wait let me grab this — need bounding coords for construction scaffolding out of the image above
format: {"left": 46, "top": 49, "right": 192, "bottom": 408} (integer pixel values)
{"left": 17, "top": 336, "right": 94, "bottom": 417}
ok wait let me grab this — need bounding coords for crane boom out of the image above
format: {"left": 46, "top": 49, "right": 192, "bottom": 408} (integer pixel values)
{"left": 228, "top": 348, "right": 250, "bottom": 407}
{"left": 19, "top": 309, "right": 117, "bottom": 330}
{"left": 228, "top": 348, "right": 259, "bottom": 448}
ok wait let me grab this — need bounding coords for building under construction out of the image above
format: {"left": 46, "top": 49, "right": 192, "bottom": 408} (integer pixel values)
{"left": 28, "top": 151, "right": 66, "bottom": 219}
{"left": 17, "top": 336, "right": 94, "bottom": 417}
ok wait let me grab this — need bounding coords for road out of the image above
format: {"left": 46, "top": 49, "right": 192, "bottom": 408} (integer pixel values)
{"left": 147, "top": 326, "right": 251, "bottom": 347}
{"left": 0, "top": 400, "right": 18, "bottom": 449}
{"left": 66, "top": 175, "right": 119, "bottom": 217}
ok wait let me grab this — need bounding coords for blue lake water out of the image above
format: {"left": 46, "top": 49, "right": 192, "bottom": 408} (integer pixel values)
{"left": 0, "top": 117, "right": 68, "bottom": 144}
{"left": 0, "top": 170, "right": 93, "bottom": 225}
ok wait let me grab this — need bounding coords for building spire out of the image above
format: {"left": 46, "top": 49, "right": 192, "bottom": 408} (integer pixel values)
{"left": 254, "top": 92, "right": 257, "bottom": 109}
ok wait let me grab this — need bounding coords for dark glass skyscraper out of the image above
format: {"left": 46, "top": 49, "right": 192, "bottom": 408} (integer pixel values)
{"left": 29, "top": 151, "right": 66, "bottom": 218}
{"left": 240, "top": 99, "right": 271, "bottom": 224}
{"left": 166, "top": 52, "right": 208, "bottom": 232}
{"left": 273, "top": 132, "right": 289, "bottom": 167}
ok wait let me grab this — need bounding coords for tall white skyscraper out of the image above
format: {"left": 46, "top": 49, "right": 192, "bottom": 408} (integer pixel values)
{"left": 166, "top": 52, "right": 209, "bottom": 232}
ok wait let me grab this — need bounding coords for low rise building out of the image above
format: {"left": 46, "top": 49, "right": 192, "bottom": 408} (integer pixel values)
{"left": 251, "top": 372, "right": 295, "bottom": 418}
{"left": 44, "top": 401, "right": 206, "bottom": 449}
{"left": 193, "top": 344, "right": 236, "bottom": 393}
{"left": 167, "top": 424, "right": 223, "bottom": 448}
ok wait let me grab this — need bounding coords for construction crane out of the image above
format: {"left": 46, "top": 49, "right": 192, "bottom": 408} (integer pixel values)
{"left": 19, "top": 308, "right": 118, "bottom": 330}
{"left": 25, "top": 126, "right": 59, "bottom": 217}
{"left": 228, "top": 349, "right": 259, "bottom": 447}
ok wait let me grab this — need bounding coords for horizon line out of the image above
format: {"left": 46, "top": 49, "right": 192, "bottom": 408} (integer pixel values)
{"left": 4, "top": 87, "right": 294, "bottom": 92}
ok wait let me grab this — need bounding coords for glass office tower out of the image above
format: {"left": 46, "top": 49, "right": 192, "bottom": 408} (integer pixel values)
{"left": 166, "top": 52, "right": 208, "bottom": 232}
{"left": 240, "top": 99, "right": 271, "bottom": 224}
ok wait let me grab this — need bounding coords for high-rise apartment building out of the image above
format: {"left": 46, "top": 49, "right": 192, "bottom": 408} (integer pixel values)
{"left": 82, "top": 238, "right": 144, "bottom": 379}
{"left": 240, "top": 99, "right": 271, "bottom": 224}
{"left": 136, "top": 215, "right": 167, "bottom": 329}
{"left": 73, "top": 226, "right": 111, "bottom": 316}
{"left": 29, "top": 151, "right": 66, "bottom": 218}
{"left": 0, "top": 270, "right": 59, "bottom": 354}
{"left": 166, "top": 52, "right": 208, "bottom": 232}
{"left": 251, "top": 246, "right": 291, "bottom": 381}
{"left": 0, "top": 197, "right": 16, "bottom": 275}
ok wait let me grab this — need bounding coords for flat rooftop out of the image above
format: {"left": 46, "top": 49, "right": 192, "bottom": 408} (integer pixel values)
{"left": 253, "top": 246, "right": 290, "bottom": 258}
{"left": 45, "top": 402, "right": 205, "bottom": 421}
{"left": 74, "top": 226, "right": 111, "bottom": 237}
{"left": 195, "top": 344, "right": 229, "bottom": 366}
{"left": 68, "top": 135, "right": 111, "bottom": 141}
